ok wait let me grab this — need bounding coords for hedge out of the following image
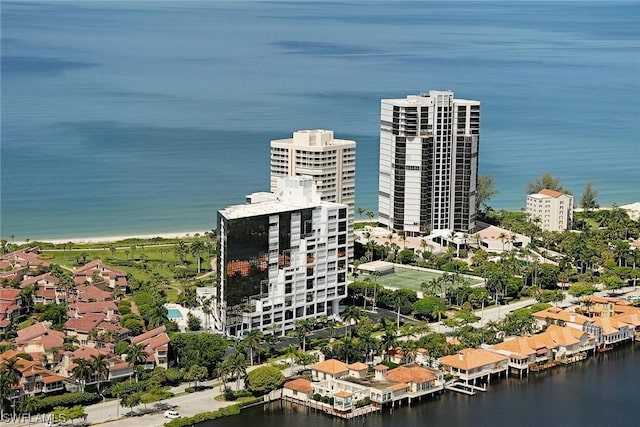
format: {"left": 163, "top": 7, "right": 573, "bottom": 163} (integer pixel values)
{"left": 163, "top": 397, "right": 263, "bottom": 427}
{"left": 20, "top": 392, "right": 100, "bottom": 414}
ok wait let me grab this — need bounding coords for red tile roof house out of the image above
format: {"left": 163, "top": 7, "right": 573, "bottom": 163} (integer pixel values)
{"left": 75, "top": 284, "right": 113, "bottom": 302}
{"left": 130, "top": 325, "right": 170, "bottom": 369}
{"left": 73, "top": 260, "right": 128, "bottom": 293}
{"left": 68, "top": 300, "right": 119, "bottom": 320}
{"left": 15, "top": 321, "right": 65, "bottom": 366}
{"left": 57, "top": 346, "right": 134, "bottom": 387}
{"left": 21, "top": 273, "right": 64, "bottom": 305}
{"left": 0, "top": 248, "right": 51, "bottom": 269}
{"left": 64, "top": 313, "right": 129, "bottom": 347}
{"left": 0, "top": 287, "right": 24, "bottom": 323}
{"left": 1, "top": 349, "right": 67, "bottom": 400}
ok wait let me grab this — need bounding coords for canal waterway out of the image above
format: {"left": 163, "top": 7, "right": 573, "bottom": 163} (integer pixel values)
{"left": 206, "top": 343, "right": 639, "bottom": 427}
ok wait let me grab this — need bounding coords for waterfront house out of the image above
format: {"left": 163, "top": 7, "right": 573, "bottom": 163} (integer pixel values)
{"left": 487, "top": 337, "right": 538, "bottom": 377}
{"left": 439, "top": 348, "right": 508, "bottom": 384}
{"left": 283, "top": 378, "right": 313, "bottom": 401}
{"left": 384, "top": 365, "right": 444, "bottom": 397}
{"left": 312, "top": 359, "right": 349, "bottom": 381}
{"left": 532, "top": 307, "right": 594, "bottom": 331}
{"left": 591, "top": 317, "right": 635, "bottom": 349}
{"left": 580, "top": 295, "right": 638, "bottom": 318}
{"left": 534, "top": 325, "right": 596, "bottom": 363}
{"left": 615, "top": 312, "right": 640, "bottom": 338}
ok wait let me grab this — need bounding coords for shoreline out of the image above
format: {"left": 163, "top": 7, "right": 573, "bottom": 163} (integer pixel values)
{"left": 13, "top": 231, "right": 210, "bottom": 246}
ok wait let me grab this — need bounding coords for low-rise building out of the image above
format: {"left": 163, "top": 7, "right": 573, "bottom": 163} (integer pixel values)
{"left": 439, "top": 348, "right": 508, "bottom": 384}
{"left": 73, "top": 260, "right": 128, "bottom": 292}
{"left": 130, "top": 325, "right": 170, "bottom": 369}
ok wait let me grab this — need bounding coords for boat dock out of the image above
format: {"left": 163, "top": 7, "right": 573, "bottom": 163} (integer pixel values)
{"left": 445, "top": 381, "right": 487, "bottom": 395}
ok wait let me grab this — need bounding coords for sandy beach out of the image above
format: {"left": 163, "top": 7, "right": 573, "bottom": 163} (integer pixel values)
{"left": 20, "top": 231, "right": 210, "bottom": 246}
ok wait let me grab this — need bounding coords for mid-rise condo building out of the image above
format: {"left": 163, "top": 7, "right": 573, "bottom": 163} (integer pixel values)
{"left": 526, "top": 188, "right": 574, "bottom": 231}
{"left": 215, "top": 176, "right": 349, "bottom": 338}
{"left": 378, "top": 90, "right": 480, "bottom": 235}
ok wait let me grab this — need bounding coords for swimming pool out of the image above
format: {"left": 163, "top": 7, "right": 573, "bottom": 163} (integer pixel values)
{"left": 167, "top": 308, "right": 183, "bottom": 319}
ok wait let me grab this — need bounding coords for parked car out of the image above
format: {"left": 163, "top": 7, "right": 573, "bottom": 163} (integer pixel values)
{"left": 164, "top": 410, "right": 181, "bottom": 419}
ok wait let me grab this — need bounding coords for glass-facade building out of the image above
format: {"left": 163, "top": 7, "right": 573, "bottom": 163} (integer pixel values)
{"left": 216, "top": 177, "right": 349, "bottom": 338}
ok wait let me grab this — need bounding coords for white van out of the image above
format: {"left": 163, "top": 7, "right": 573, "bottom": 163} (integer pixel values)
{"left": 164, "top": 410, "right": 181, "bottom": 419}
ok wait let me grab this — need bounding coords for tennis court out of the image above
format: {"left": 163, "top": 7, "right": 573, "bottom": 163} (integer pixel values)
{"left": 373, "top": 266, "right": 482, "bottom": 292}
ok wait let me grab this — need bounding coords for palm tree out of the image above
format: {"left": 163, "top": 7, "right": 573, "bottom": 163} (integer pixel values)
{"left": 392, "top": 292, "right": 410, "bottom": 330}
{"left": 71, "top": 358, "right": 94, "bottom": 392}
{"left": 294, "top": 319, "right": 314, "bottom": 352}
{"left": 356, "top": 207, "right": 365, "bottom": 220}
{"left": 225, "top": 350, "right": 247, "bottom": 389}
{"left": 0, "top": 358, "right": 21, "bottom": 419}
{"left": 201, "top": 297, "right": 213, "bottom": 330}
{"left": 126, "top": 343, "right": 148, "bottom": 382}
{"left": 341, "top": 306, "right": 363, "bottom": 336}
{"left": 91, "top": 354, "right": 109, "bottom": 396}
{"left": 284, "top": 345, "right": 299, "bottom": 376}
{"left": 243, "top": 330, "right": 263, "bottom": 365}
{"left": 190, "top": 240, "right": 206, "bottom": 273}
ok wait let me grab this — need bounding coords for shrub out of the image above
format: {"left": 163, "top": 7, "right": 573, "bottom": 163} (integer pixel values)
{"left": 312, "top": 393, "right": 322, "bottom": 401}
{"left": 19, "top": 392, "right": 99, "bottom": 414}
{"left": 245, "top": 365, "right": 285, "bottom": 396}
{"left": 185, "top": 387, "right": 195, "bottom": 393}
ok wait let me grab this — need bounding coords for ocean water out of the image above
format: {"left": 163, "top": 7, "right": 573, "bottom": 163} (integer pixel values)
{"left": 1, "top": 1, "right": 639, "bottom": 241}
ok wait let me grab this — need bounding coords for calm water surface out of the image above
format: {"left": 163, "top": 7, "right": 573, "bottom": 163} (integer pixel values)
{"left": 207, "top": 343, "right": 639, "bottom": 427}
{"left": 2, "top": 1, "right": 639, "bottom": 240}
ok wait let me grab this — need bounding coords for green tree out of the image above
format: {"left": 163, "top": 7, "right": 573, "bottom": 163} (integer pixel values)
{"left": 121, "top": 392, "right": 141, "bottom": 414}
{"left": 245, "top": 365, "right": 285, "bottom": 396}
{"left": 0, "top": 358, "right": 21, "bottom": 419}
{"left": 190, "top": 240, "right": 206, "bottom": 273}
{"left": 126, "top": 343, "right": 148, "bottom": 382}
{"left": 341, "top": 305, "right": 363, "bottom": 336}
{"left": 293, "top": 319, "right": 314, "bottom": 352}
{"left": 91, "top": 353, "right": 110, "bottom": 396}
{"left": 580, "top": 179, "right": 599, "bottom": 213}
{"left": 476, "top": 175, "right": 499, "bottom": 214}
{"left": 71, "top": 358, "right": 94, "bottom": 393}
{"left": 568, "top": 282, "right": 597, "bottom": 298}
{"left": 187, "top": 313, "right": 201, "bottom": 331}
{"left": 412, "top": 296, "right": 446, "bottom": 321}
{"left": 243, "top": 330, "right": 264, "bottom": 365}
{"left": 526, "top": 172, "right": 570, "bottom": 195}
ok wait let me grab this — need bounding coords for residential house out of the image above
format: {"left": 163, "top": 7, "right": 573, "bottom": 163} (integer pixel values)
{"left": 68, "top": 301, "right": 118, "bottom": 320}
{"left": 57, "top": 346, "right": 133, "bottom": 385}
{"left": 534, "top": 325, "right": 596, "bottom": 363}
{"left": 15, "top": 322, "right": 65, "bottom": 366}
{"left": 283, "top": 378, "right": 313, "bottom": 401}
{"left": 64, "top": 313, "right": 129, "bottom": 347}
{"left": 21, "top": 273, "right": 64, "bottom": 305}
{"left": 311, "top": 359, "right": 349, "bottom": 381}
{"left": 0, "top": 287, "right": 23, "bottom": 323}
{"left": 471, "top": 223, "right": 531, "bottom": 253}
{"left": 591, "top": 317, "right": 635, "bottom": 349}
{"left": 439, "top": 348, "right": 508, "bottom": 384}
{"left": 0, "top": 350, "right": 67, "bottom": 400}
{"left": 76, "top": 284, "right": 113, "bottom": 303}
{"left": 130, "top": 325, "right": 170, "bottom": 369}
{"left": 73, "top": 260, "right": 128, "bottom": 292}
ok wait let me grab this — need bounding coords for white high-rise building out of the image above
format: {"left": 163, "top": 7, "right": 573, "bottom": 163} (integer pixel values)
{"left": 271, "top": 130, "right": 356, "bottom": 259}
{"left": 270, "top": 129, "right": 356, "bottom": 218}
{"left": 378, "top": 90, "right": 480, "bottom": 235}
{"left": 215, "top": 176, "right": 349, "bottom": 338}
{"left": 526, "top": 189, "right": 574, "bottom": 231}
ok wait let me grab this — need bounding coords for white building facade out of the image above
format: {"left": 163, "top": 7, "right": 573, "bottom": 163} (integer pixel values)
{"left": 378, "top": 90, "right": 480, "bottom": 235}
{"left": 215, "top": 176, "right": 350, "bottom": 338}
{"left": 526, "top": 189, "right": 574, "bottom": 231}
